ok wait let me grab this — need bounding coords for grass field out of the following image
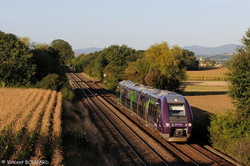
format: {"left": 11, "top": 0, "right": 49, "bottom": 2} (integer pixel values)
{"left": 0, "top": 88, "right": 63, "bottom": 165}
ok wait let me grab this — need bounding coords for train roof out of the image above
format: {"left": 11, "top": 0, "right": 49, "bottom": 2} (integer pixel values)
{"left": 119, "top": 80, "right": 183, "bottom": 99}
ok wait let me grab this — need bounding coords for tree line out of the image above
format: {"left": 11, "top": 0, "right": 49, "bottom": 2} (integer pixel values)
{"left": 0, "top": 30, "right": 74, "bottom": 100}
{"left": 71, "top": 42, "right": 199, "bottom": 91}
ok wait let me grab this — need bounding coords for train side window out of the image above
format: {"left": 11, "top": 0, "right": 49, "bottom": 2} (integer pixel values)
{"left": 126, "top": 98, "right": 130, "bottom": 108}
{"left": 138, "top": 105, "right": 144, "bottom": 118}
{"left": 149, "top": 103, "right": 157, "bottom": 118}
{"left": 121, "top": 95, "right": 126, "bottom": 105}
{"left": 132, "top": 101, "right": 137, "bottom": 112}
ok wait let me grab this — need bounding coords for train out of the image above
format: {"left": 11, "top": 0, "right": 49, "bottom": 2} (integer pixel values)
{"left": 116, "top": 80, "right": 193, "bottom": 142}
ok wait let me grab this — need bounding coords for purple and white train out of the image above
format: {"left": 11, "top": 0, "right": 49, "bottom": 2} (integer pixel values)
{"left": 117, "top": 80, "right": 193, "bottom": 142}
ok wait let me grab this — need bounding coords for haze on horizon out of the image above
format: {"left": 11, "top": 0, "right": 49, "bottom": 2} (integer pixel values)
{"left": 1, "top": 0, "right": 249, "bottom": 50}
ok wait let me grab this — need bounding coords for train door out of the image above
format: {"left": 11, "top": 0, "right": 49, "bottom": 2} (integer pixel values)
{"left": 152, "top": 102, "right": 161, "bottom": 132}
{"left": 145, "top": 98, "right": 150, "bottom": 122}
{"left": 138, "top": 95, "right": 145, "bottom": 119}
{"left": 121, "top": 89, "right": 128, "bottom": 106}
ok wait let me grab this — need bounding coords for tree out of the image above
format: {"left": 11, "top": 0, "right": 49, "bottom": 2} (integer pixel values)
{"left": 181, "top": 49, "right": 199, "bottom": 70}
{"left": 226, "top": 28, "right": 250, "bottom": 118}
{"left": 203, "top": 58, "right": 216, "bottom": 67}
{"left": 92, "top": 45, "right": 141, "bottom": 89}
{"left": 144, "top": 42, "right": 186, "bottom": 91}
{"left": 0, "top": 31, "right": 36, "bottom": 86}
{"left": 125, "top": 58, "right": 149, "bottom": 84}
{"left": 50, "top": 39, "right": 74, "bottom": 65}
{"left": 70, "top": 53, "right": 99, "bottom": 72}
{"left": 30, "top": 44, "right": 54, "bottom": 81}
{"left": 208, "top": 28, "right": 250, "bottom": 165}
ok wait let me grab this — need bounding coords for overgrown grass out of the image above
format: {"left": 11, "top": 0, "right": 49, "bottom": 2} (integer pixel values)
{"left": 62, "top": 100, "right": 107, "bottom": 166}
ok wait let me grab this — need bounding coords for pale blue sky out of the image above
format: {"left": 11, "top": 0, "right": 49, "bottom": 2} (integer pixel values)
{"left": 1, "top": 0, "right": 249, "bottom": 50}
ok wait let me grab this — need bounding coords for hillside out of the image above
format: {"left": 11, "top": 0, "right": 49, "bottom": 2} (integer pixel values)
{"left": 182, "top": 44, "right": 239, "bottom": 56}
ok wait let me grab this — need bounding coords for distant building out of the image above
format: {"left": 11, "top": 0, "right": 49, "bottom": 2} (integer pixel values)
{"left": 199, "top": 62, "right": 206, "bottom": 67}
{"left": 215, "top": 63, "right": 223, "bottom": 67}
{"left": 223, "top": 52, "right": 235, "bottom": 56}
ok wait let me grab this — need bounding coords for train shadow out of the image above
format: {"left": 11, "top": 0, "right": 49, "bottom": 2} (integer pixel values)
{"left": 191, "top": 106, "right": 212, "bottom": 145}
{"left": 183, "top": 91, "right": 227, "bottom": 96}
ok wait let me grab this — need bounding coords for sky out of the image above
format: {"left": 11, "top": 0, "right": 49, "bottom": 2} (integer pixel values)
{"left": 1, "top": 0, "right": 250, "bottom": 50}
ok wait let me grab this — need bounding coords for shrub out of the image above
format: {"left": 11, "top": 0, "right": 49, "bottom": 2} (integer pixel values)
{"left": 209, "top": 111, "right": 250, "bottom": 165}
{"left": 36, "top": 73, "right": 63, "bottom": 91}
{"left": 60, "top": 85, "right": 74, "bottom": 101}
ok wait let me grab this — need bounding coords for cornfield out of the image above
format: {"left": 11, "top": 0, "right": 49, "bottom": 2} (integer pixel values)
{"left": 187, "top": 67, "right": 228, "bottom": 81}
{"left": 0, "top": 87, "right": 63, "bottom": 165}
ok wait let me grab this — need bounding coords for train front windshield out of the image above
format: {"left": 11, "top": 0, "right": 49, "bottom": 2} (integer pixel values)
{"left": 169, "top": 104, "right": 185, "bottom": 116}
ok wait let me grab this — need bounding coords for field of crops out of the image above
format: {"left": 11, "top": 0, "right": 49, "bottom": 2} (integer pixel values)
{"left": 184, "top": 67, "right": 233, "bottom": 114}
{"left": 187, "top": 67, "right": 228, "bottom": 81}
{"left": 0, "top": 88, "right": 63, "bottom": 165}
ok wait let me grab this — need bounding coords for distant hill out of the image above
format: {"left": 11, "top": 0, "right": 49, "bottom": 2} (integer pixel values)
{"left": 182, "top": 44, "right": 239, "bottom": 56}
{"left": 74, "top": 47, "right": 103, "bottom": 55}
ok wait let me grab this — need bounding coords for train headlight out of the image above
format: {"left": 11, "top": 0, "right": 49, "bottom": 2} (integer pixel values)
{"left": 166, "top": 123, "right": 170, "bottom": 127}
{"left": 188, "top": 123, "right": 192, "bottom": 127}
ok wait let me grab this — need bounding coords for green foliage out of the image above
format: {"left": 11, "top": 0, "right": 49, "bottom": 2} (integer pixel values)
{"left": 36, "top": 73, "right": 62, "bottom": 90}
{"left": 50, "top": 39, "right": 74, "bottom": 65}
{"left": 71, "top": 52, "right": 101, "bottom": 73}
{"left": 125, "top": 58, "right": 150, "bottom": 84}
{"left": 103, "top": 64, "right": 123, "bottom": 90}
{"left": 31, "top": 45, "right": 56, "bottom": 81}
{"left": 181, "top": 49, "right": 199, "bottom": 70}
{"left": 101, "top": 45, "right": 143, "bottom": 89}
{"left": 209, "top": 28, "right": 250, "bottom": 165}
{"left": 0, "top": 31, "right": 36, "bottom": 86}
{"left": 73, "top": 42, "right": 196, "bottom": 92}
{"left": 83, "top": 45, "right": 142, "bottom": 89}
{"left": 209, "top": 112, "right": 250, "bottom": 165}
{"left": 60, "top": 84, "right": 75, "bottom": 101}
{"left": 226, "top": 28, "right": 250, "bottom": 118}
{"left": 144, "top": 42, "right": 187, "bottom": 91}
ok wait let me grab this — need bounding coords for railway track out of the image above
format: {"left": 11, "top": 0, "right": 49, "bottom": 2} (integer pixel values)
{"left": 67, "top": 72, "right": 240, "bottom": 166}
{"left": 68, "top": 73, "right": 172, "bottom": 165}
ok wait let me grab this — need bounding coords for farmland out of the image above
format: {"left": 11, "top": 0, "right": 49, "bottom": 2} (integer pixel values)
{"left": 184, "top": 67, "right": 234, "bottom": 114}
{"left": 183, "top": 67, "right": 235, "bottom": 143}
{"left": 0, "top": 88, "right": 63, "bottom": 165}
{"left": 187, "top": 67, "right": 228, "bottom": 81}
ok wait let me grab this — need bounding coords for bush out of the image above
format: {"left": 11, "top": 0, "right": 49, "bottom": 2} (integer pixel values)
{"left": 209, "top": 111, "right": 250, "bottom": 165}
{"left": 60, "top": 85, "right": 74, "bottom": 101}
{"left": 36, "top": 73, "right": 63, "bottom": 91}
